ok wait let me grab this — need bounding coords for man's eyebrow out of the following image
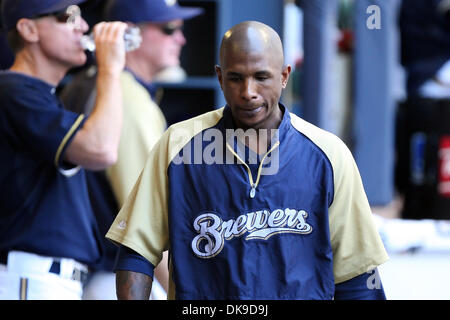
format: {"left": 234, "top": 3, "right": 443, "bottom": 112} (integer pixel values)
{"left": 254, "top": 70, "right": 273, "bottom": 76}
{"left": 225, "top": 71, "right": 243, "bottom": 77}
{"left": 225, "top": 70, "right": 273, "bottom": 77}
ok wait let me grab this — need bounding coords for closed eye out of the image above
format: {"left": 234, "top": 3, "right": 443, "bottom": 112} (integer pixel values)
{"left": 226, "top": 72, "right": 242, "bottom": 82}
{"left": 255, "top": 71, "right": 272, "bottom": 81}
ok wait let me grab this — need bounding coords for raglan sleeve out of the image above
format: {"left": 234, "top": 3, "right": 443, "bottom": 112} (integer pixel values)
{"left": 328, "top": 139, "right": 389, "bottom": 284}
{"left": 106, "top": 131, "right": 171, "bottom": 270}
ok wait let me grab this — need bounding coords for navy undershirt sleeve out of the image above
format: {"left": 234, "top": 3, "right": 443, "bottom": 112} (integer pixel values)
{"left": 114, "top": 245, "right": 155, "bottom": 279}
{"left": 334, "top": 269, "right": 386, "bottom": 300}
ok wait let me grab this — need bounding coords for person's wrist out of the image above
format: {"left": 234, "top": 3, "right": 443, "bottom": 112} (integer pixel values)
{"left": 97, "top": 67, "right": 122, "bottom": 80}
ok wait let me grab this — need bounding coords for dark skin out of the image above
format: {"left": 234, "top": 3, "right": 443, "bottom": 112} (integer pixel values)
{"left": 115, "top": 21, "right": 291, "bottom": 300}
{"left": 216, "top": 21, "right": 291, "bottom": 154}
{"left": 116, "top": 270, "right": 152, "bottom": 300}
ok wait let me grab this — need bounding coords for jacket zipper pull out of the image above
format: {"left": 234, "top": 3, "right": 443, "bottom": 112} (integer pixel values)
{"left": 250, "top": 185, "right": 256, "bottom": 198}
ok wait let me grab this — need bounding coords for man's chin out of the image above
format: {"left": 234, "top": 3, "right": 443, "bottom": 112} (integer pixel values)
{"left": 65, "top": 57, "right": 87, "bottom": 73}
{"left": 155, "top": 64, "right": 187, "bottom": 82}
{"left": 71, "top": 53, "right": 88, "bottom": 67}
{"left": 235, "top": 115, "right": 267, "bottom": 130}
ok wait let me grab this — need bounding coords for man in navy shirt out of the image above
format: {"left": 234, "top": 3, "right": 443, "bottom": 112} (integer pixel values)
{"left": 0, "top": 0, "right": 127, "bottom": 299}
{"left": 107, "top": 21, "right": 389, "bottom": 300}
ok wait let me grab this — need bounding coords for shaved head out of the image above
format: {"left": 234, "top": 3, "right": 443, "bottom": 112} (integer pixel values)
{"left": 215, "top": 21, "right": 291, "bottom": 131}
{"left": 219, "top": 21, "right": 284, "bottom": 70}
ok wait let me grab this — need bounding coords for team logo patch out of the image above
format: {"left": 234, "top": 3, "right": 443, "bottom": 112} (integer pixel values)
{"left": 191, "top": 208, "right": 313, "bottom": 258}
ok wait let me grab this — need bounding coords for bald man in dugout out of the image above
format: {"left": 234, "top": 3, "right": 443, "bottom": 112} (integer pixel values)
{"left": 115, "top": 21, "right": 291, "bottom": 299}
{"left": 112, "top": 20, "right": 388, "bottom": 300}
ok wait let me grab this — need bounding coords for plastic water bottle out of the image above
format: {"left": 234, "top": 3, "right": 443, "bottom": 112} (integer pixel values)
{"left": 81, "top": 26, "right": 142, "bottom": 52}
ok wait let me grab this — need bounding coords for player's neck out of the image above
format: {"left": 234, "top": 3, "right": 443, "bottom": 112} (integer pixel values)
{"left": 10, "top": 49, "right": 67, "bottom": 86}
{"left": 233, "top": 105, "right": 282, "bottom": 155}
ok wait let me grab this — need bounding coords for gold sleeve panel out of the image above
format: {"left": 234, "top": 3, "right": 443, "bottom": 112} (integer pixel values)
{"left": 290, "top": 113, "right": 389, "bottom": 284}
{"left": 106, "top": 108, "right": 225, "bottom": 269}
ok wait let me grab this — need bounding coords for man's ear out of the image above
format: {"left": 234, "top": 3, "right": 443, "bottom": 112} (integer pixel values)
{"left": 215, "top": 64, "right": 223, "bottom": 90}
{"left": 16, "top": 18, "right": 40, "bottom": 44}
{"left": 281, "top": 64, "right": 292, "bottom": 89}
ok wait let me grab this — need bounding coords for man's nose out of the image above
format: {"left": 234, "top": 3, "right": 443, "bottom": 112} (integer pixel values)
{"left": 174, "top": 29, "right": 186, "bottom": 46}
{"left": 241, "top": 78, "right": 258, "bottom": 101}
{"left": 74, "top": 16, "right": 89, "bottom": 33}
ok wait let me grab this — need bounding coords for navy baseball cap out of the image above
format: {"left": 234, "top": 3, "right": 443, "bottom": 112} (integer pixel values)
{"left": 1, "top": 0, "right": 86, "bottom": 31}
{"left": 104, "top": 0, "right": 203, "bottom": 24}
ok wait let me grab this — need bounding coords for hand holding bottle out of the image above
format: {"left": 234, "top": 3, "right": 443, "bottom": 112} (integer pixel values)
{"left": 91, "top": 22, "right": 128, "bottom": 76}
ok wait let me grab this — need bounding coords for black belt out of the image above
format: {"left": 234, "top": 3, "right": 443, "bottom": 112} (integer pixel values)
{"left": 0, "top": 251, "right": 88, "bottom": 284}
